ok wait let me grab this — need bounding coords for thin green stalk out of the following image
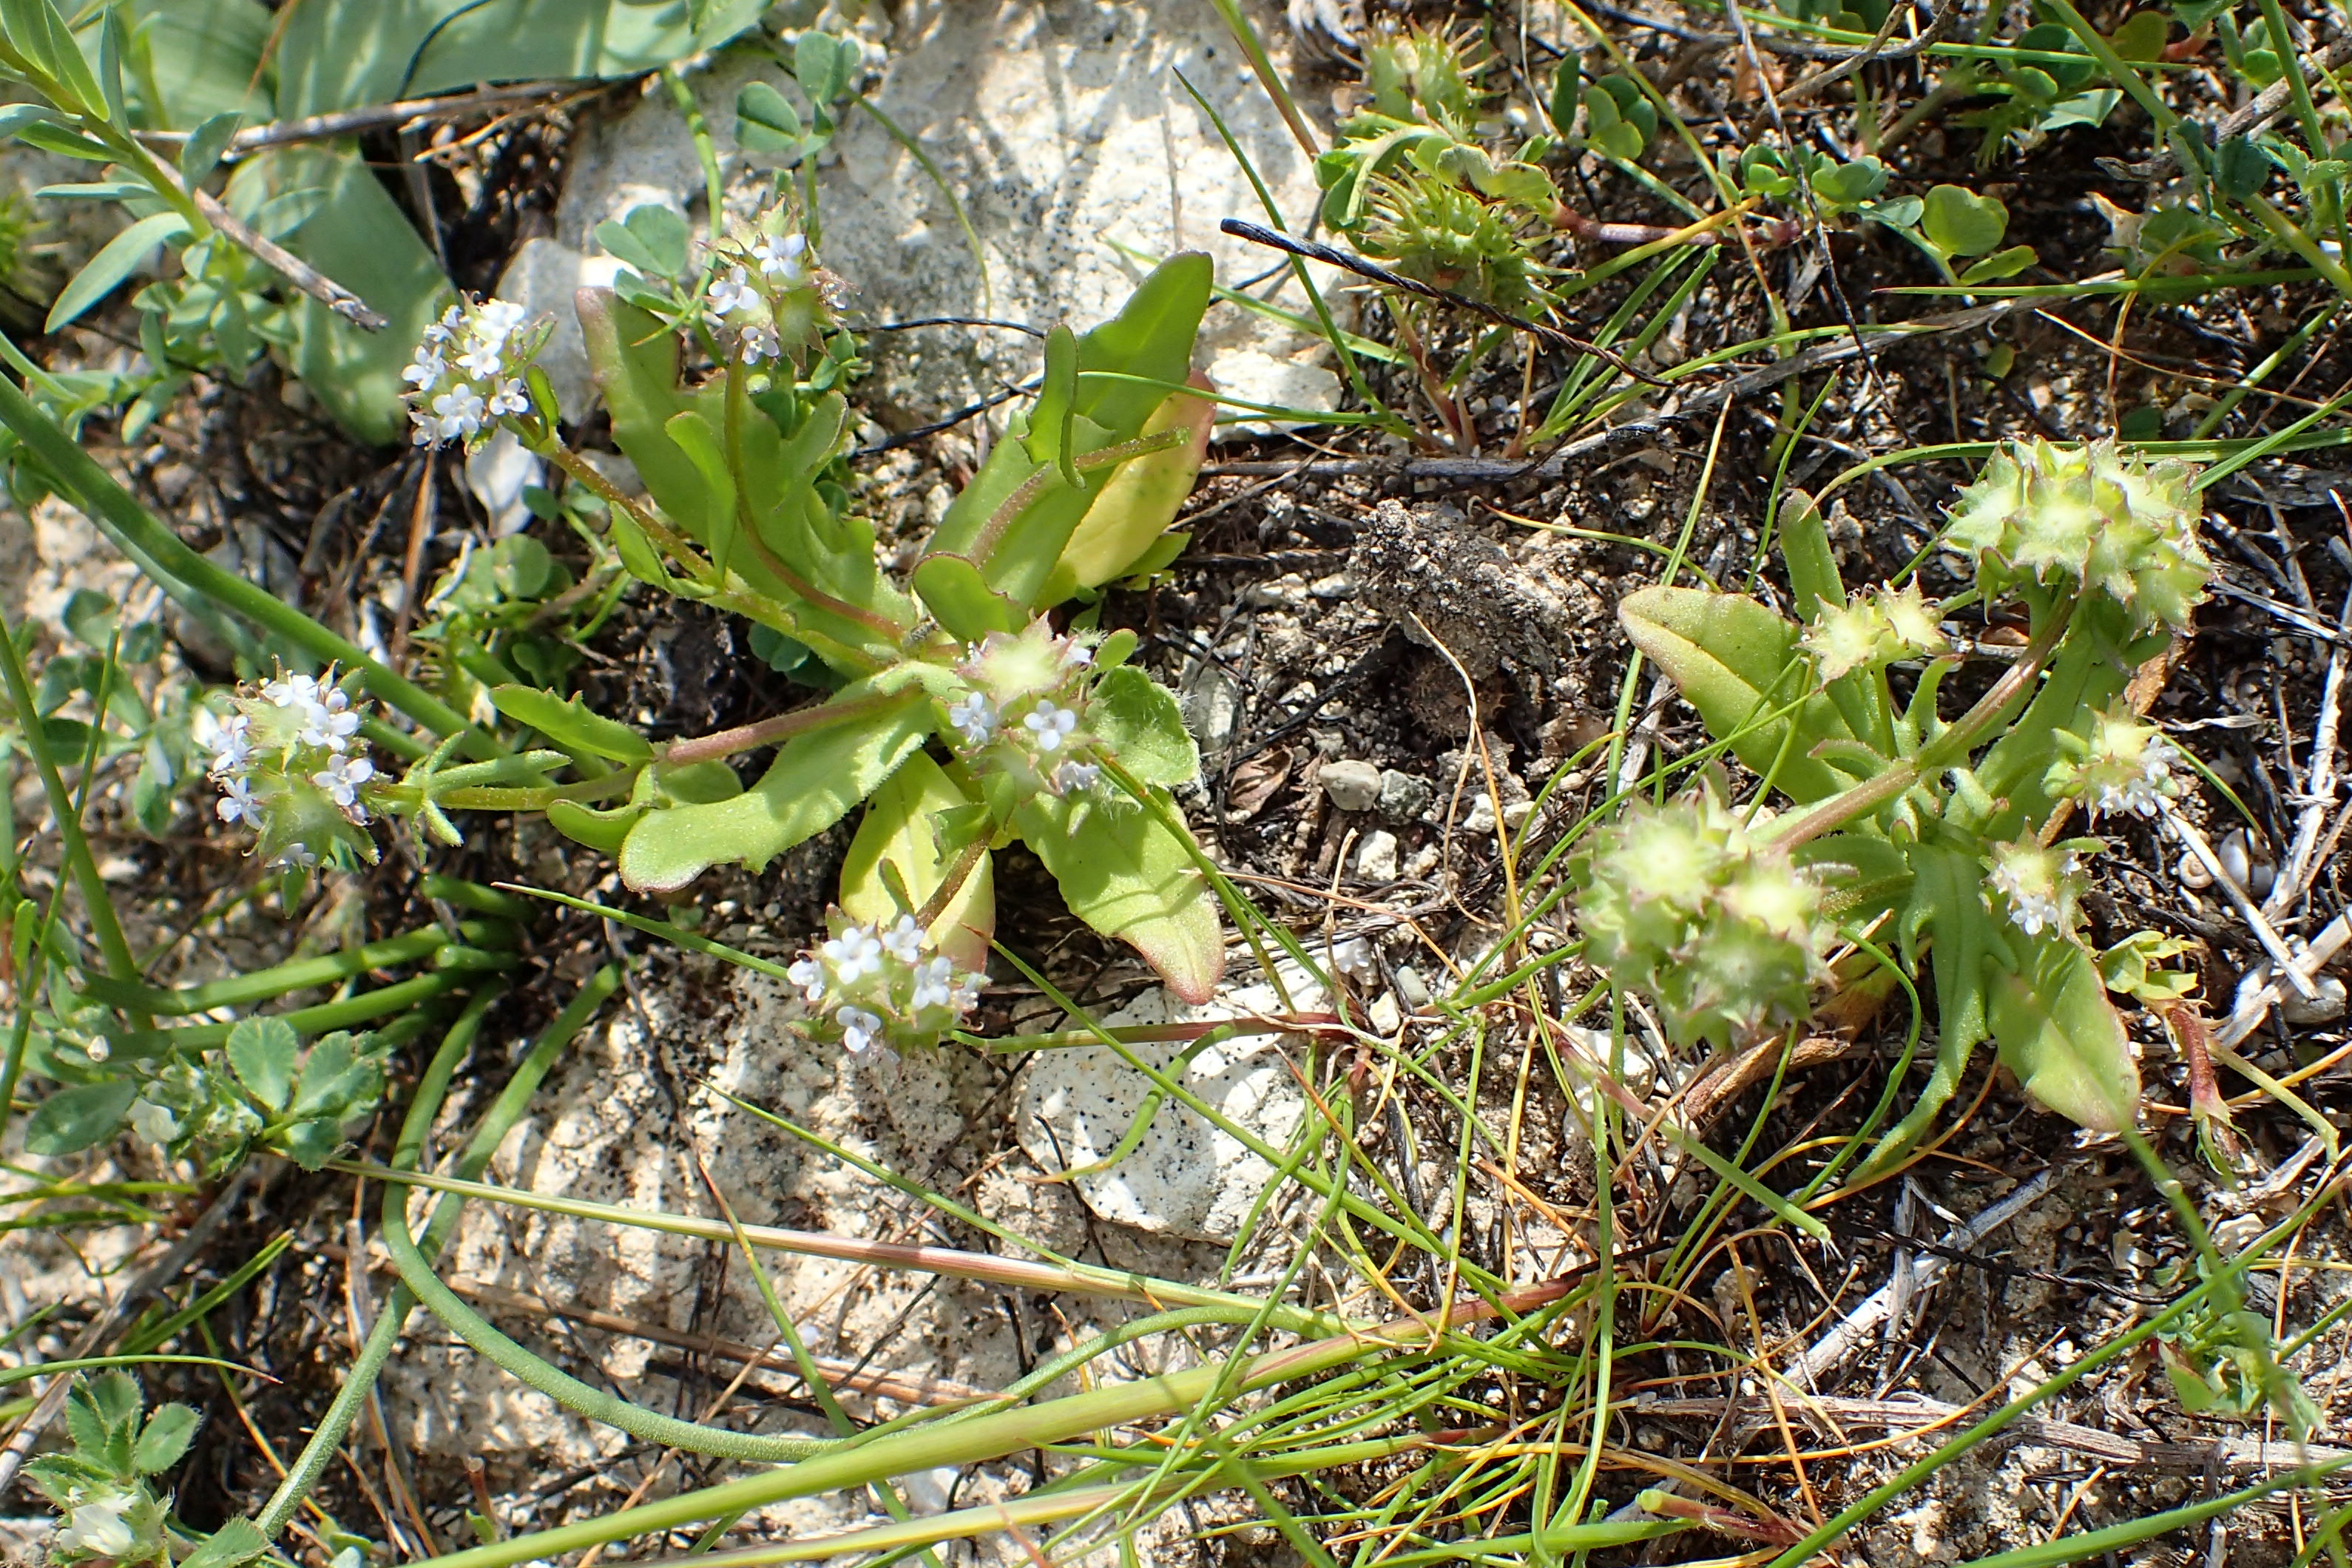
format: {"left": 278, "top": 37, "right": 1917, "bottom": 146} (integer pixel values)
{"left": 78, "top": 922, "right": 502, "bottom": 1016}
{"left": 0, "top": 348, "right": 485, "bottom": 751}
{"left": 109, "top": 970, "right": 491, "bottom": 1059}
{"left": 0, "top": 608, "right": 140, "bottom": 993}
{"left": 403, "top": 1278, "right": 1581, "bottom": 1568}
{"left": 254, "top": 968, "right": 621, "bottom": 1538}
{"left": 377, "top": 969, "right": 837, "bottom": 1464}
{"left": 252, "top": 987, "right": 501, "bottom": 1538}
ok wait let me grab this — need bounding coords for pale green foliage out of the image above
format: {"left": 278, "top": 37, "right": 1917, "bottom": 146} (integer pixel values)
{"left": 1586, "top": 443, "right": 2215, "bottom": 1151}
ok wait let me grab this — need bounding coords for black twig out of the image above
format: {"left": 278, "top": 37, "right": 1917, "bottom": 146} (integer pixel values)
{"left": 1218, "top": 219, "right": 1672, "bottom": 388}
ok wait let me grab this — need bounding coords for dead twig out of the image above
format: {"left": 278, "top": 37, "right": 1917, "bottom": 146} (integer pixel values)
{"left": 1219, "top": 218, "right": 1672, "bottom": 388}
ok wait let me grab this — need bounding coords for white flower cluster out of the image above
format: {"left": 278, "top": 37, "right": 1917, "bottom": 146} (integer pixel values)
{"left": 2046, "top": 706, "right": 2185, "bottom": 821}
{"left": 203, "top": 668, "right": 382, "bottom": 869}
{"left": 1987, "top": 842, "right": 2084, "bottom": 938}
{"left": 785, "top": 911, "right": 984, "bottom": 1055}
{"left": 703, "top": 221, "right": 822, "bottom": 365}
{"left": 945, "top": 619, "right": 1110, "bottom": 800}
{"left": 402, "top": 297, "right": 544, "bottom": 449}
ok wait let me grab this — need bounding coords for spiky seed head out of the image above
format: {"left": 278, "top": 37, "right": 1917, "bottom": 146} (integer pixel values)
{"left": 1573, "top": 789, "right": 1831, "bottom": 1050}
{"left": 1945, "top": 439, "right": 2209, "bottom": 633}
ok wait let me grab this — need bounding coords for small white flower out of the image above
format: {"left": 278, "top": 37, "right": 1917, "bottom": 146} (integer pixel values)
{"left": 910, "top": 955, "right": 956, "bottom": 1012}
{"left": 950, "top": 972, "right": 982, "bottom": 1014}
{"left": 837, "top": 1005, "right": 885, "bottom": 1053}
{"left": 737, "top": 325, "right": 781, "bottom": 364}
{"left": 1061, "top": 641, "right": 1095, "bottom": 668}
{"left": 217, "top": 775, "right": 261, "bottom": 825}
{"left": 476, "top": 299, "right": 527, "bottom": 342}
{"left": 410, "top": 411, "right": 439, "bottom": 447}
{"left": 266, "top": 672, "right": 320, "bottom": 710}
{"left": 879, "top": 914, "right": 925, "bottom": 963}
{"left": 271, "top": 844, "right": 318, "bottom": 870}
{"left": 422, "top": 306, "right": 462, "bottom": 345}
{"left": 821, "top": 925, "right": 885, "bottom": 983}
{"left": 487, "top": 378, "right": 531, "bottom": 417}
{"left": 707, "top": 266, "right": 760, "bottom": 320}
{"left": 787, "top": 956, "right": 828, "bottom": 1004}
{"left": 128, "top": 1097, "right": 180, "bottom": 1146}
{"left": 300, "top": 689, "right": 360, "bottom": 751}
{"left": 432, "top": 385, "right": 486, "bottom": 441}
{"left": 947, "top": 692, "right": 997, "bottom": 747}
{"left": 1989, "top": 858, "right": 2065, "bottom": 937}
{"left": 209, "top": 712, "right": 251, "bottom": 776}
{"left": 1053, "top": 760, "right": 1100, "bottom": 794}
{"left": 402, "top": 348, "right": 445, "bottom": 388}
{"left": 57, "top": 1498, "right": 136, "bottom": 1558}
{"left": 1024, "top": 700, "right": 1078, "bottom": 752}
{"left": 456, "top": 337, "right": 504, "bottom": 379}
{"left": 313, "top": 753, "right": 375, "bottom": 817}
{"left": 754, "top": 232, "right": 808, "bottom": 282}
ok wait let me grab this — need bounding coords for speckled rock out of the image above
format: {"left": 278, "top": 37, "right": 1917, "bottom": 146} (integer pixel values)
{"left": 1016, "top": 979, "right": 1319, "bottom": 1242}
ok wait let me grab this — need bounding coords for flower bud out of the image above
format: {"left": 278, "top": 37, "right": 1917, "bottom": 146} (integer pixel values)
{"left": 785, "top": 909, "right": 984, "bottom": 1055}
{"left": 1802, "top": 582, "right": 1950, "bottom": 679}
{"left": 1572, "top": 788, "right": 1831, "bottom": 1049}
{"left": 2045, "top": 706, "right": 2186, "bottom": 820}
{"left": 402, "top": 297, "right": 550, "bottom": 450}
{"left": 1945, "top": 439, "right": 2210, "bottom": 632}
{"left": 1984, "top": 839, "right": 2085, "bottom": 938}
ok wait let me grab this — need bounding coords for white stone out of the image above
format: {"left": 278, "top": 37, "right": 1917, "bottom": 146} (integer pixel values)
{"left": 1354, "top": 828, "right": 1399, "bottom": 882}
{"left": 490, "top": 237, "right": 629, "bottom": 421}
{"left": 550, "top": 0, "right": 1342, "bottom": 428}
{"left": 464, "top": 430, "right": 543, "bottom": 537}
{"left": 1017, "top": 978, "right": 1322, "bottom": 1242}
{"left": 1319, "top": 758, "right": 1381, "bottom": 812}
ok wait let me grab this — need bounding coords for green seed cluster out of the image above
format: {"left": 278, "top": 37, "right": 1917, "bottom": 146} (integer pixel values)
{"left": 1945, "top": 438, "right": 2211, "bottom": 633}
{"left": 1572, "top": 790, "right": 1831, "bottom": 1050}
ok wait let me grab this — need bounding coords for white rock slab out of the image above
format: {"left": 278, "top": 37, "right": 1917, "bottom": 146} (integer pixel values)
{"left": 1018, "top": 979, "right": 1322, "bottom": 1243}
{"left": 550, "top": 0, "right": 1341, "bottom": 428}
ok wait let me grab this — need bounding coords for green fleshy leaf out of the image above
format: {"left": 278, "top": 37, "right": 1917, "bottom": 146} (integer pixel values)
{"left": 132, "top": 1404, "right": 199, "bottom": 1473}
{"left": 617, "top": 693, "right": 929, "bottom": 893}
{"left": 180, "top": 1518, "right": 268, "bottom": 1568}
{"left": 489, "top": 685, "right": 653, "bottom": 763}
{"left": 911, "top": 553, "right": 1022, "bottom": 643}
{"left": 226, "top": 1016, "right": 298, "bottom": 1112}
{"left": 1013, "top": 787, "right": 1223, "bottom": 1004}
{"left": 48, "top": 212, "right": 191, "bottom": 333}
{"left": 1989, "top": 936, "right": 2139, "bottom": 1132}
{"left": 840, "top": 751, "right": 995, "bottom": 970}
{"left": 1089, "top": 666, "right": 1197, "bottom": 788}
{"left": 1041, "top": 379, "right": 1213, "bottom": 603}
{"left": 24, "top": 1078, "right": 137, "bottom": 1155}
{"left": 1616, "top": 585, "right": 1863, "bottom": 803}
{"left": 547, "top": 798, "right": 646, "bottom": 853}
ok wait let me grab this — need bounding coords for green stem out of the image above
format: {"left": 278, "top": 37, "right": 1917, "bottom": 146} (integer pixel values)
{"left": 1764, "top": 602, "right": 2073, "bottom": 851}
{"left": 78, "top": 922, "right": 506, "bottom": 1016}
{"left": 403, "top": 1277, "right": 1584, "bottom": 1568}
{"left": 378, "top": 968, "right": 837, "bottom": 1464}
{"left": 0, "top": 606, "right": 141, "bottom": 994}
{"left": 109, "top": 970, "right": 490, "bottom": 1059}
{"left": 0, "top": 348, "right": 487, "bottom": 752}
{"left": 249, "top": 973, "right": 589, "bottom": 1540}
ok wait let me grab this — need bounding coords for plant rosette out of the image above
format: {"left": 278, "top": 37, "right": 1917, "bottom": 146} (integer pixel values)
{"left": 203, "top": 668, "right": 383, "bottom": 870}
{"left": 786, "top": 909, "right": 985, "bottom": 1055}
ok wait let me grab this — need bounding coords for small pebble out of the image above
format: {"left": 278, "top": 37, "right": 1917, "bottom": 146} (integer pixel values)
{"left": 2282, "top": 974, "right": 2348, "bottom": 1027}
{"left": 1319, "top": 759, "right": 1382, "bottom": 813}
